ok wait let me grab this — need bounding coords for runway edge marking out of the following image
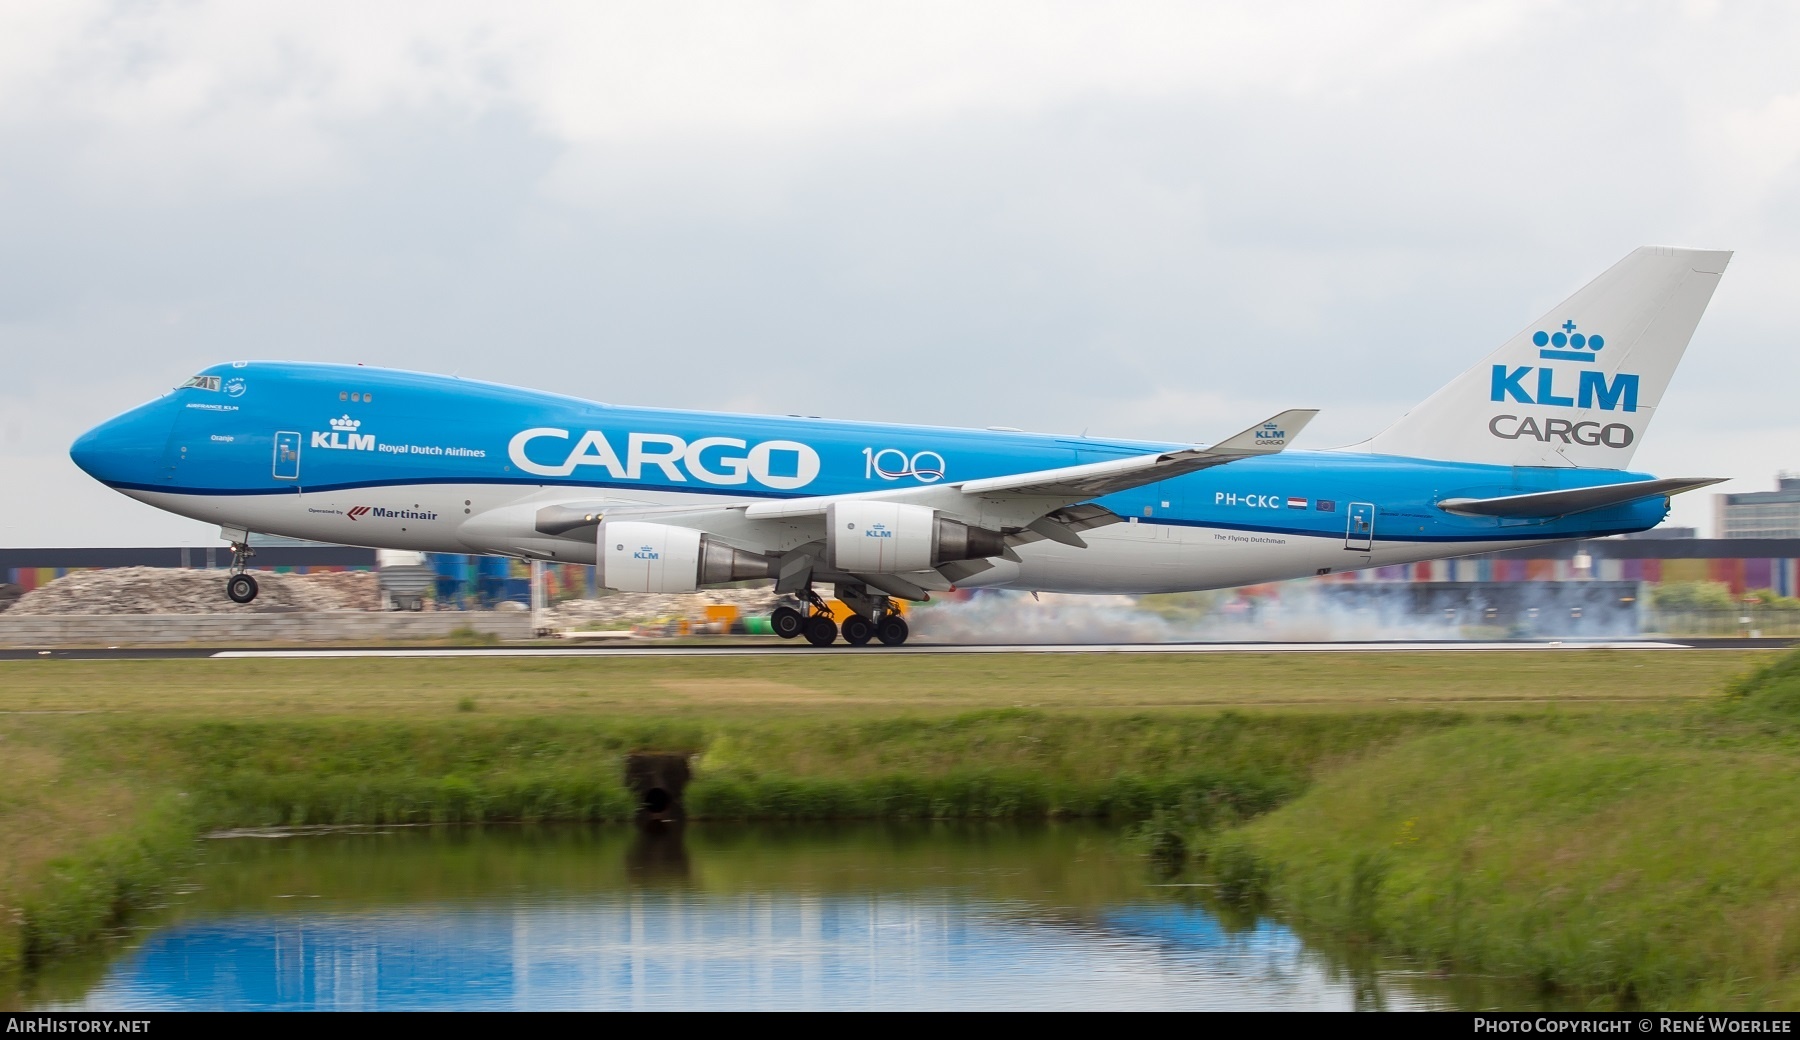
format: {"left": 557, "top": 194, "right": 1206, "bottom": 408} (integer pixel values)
{"left": 206, "top": 641, "right": 1694, "bottom": 659}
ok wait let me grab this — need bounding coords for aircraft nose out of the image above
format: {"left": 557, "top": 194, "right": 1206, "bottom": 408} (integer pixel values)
{"left": 70, "top": 398, "right": 173, "bottom": 487}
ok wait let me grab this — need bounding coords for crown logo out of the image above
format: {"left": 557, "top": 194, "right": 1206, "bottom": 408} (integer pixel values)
{"left": 329, "top": 414, "right": 361, "bottom": 431}
{"left": 1534, "top": 320, "right": 1605, "bottom": 363}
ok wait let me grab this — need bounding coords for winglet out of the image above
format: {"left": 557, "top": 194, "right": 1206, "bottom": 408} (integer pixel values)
{"left": 1206, "top": 409, "right": 1319, "bottom": 457}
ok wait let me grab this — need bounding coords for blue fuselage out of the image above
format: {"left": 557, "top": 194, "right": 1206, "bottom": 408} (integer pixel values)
{"left": 70, "top": 361, "right": 1666, "bottom": 592}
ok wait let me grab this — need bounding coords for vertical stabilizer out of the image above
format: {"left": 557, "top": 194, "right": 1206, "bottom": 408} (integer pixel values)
{"left": 1360, "top": 246, "right": 1730, "bottom": 468}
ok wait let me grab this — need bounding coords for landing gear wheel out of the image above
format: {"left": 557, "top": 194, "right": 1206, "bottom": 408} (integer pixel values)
{"left": 841, "top": 614, "right": 875, "bottom": 646}
{"left": 803, "top": 615, "right": 839, "bottom": 647}
{"left": 771, "top": 606, "right": 805, "bottom": 640}
{"left": 227, "top": 573, "right": 259, "bottom": 604}
{"left": 876, "top": 614, "right": 909, "bottom": 647}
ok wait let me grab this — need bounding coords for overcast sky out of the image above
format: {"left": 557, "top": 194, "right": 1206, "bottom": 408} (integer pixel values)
{"left": 2, "top": 1, "right": 1796, "bottom": 546}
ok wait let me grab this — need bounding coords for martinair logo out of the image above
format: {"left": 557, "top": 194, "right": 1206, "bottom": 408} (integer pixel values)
{"left": 1490, "top": 320, "right": 1639, "bottom": 414}
{"left": 346, "top": 505, "right": 439, "bottom": 522}
{"left": 314, "top": 415, "right": 375, "bottom": 452}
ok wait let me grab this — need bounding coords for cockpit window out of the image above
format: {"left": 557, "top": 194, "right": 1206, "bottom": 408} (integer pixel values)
{"left": 181, "top": 375, "right": 221, "bottom": 391}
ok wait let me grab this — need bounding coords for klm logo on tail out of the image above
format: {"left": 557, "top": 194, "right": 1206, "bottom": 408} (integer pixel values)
{"left": 1490, "top": 366, "right": 1638, "bottom": 411}
{"left": 1362, "top": 246, "right": 1730, "bottom": 466}
{"left": 1490, "top": 321, "right": 1638, "bottom": 412}
{"left": 1533, "top": 320, "right": 1606, "bottom": 362}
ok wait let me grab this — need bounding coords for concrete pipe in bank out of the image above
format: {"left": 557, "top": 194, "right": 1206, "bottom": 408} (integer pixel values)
{"left": 625, "top": 753, "right": 691, "bottom": 823}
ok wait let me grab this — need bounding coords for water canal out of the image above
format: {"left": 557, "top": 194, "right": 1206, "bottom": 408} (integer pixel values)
{"left": 26, "top": 823, "right": 1495, "bottom": 1011}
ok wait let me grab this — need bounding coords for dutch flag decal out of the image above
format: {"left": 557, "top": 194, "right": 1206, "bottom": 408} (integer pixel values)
{"left": 1286, "top": 497, "right": 1307, "bottom": 509}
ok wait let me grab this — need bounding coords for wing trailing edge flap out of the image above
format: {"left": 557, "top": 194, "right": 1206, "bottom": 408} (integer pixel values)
{"left": 1436, "top": 477, "right": 1725, "bottom": 518}
{"left": 857, "top": 571, "right": 944, "bottom": 600}
{"left": 1010, "top": 504, "right": 1125, "bottom": 550}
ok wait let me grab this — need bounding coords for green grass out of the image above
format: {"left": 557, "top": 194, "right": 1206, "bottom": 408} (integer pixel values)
{"left": 0, "top": 647, "right": 1793, "bottom": 1007}
{"left": 1205, "top": 648, "right": 1800, "bottom": 1008}
{"left": 59, "top": 709, "right": 1444, "bottom": 829}
{"left": 0, "top": 705, "right": 1452, "bottom": 985}
{"left": 0, "top": 650, "right": 1756, "bottom": 717}
{"left": 16, "top": 795, "right": 196, "bottom": 969}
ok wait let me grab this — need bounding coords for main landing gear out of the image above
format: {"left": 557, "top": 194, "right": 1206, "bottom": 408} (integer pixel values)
{"left": 769, "top": 596, "right": 840, "bottom": 645}
{"left": 840, "top": 613, "right": 874, "bottom": 646}
{"left": 767, "top": 586, "right": 911, "bottom": 648}
{"left": 770, "top": 604, "right": 806, "bottom": 640}
{"left": 224, "top": 540, "right": 259, "bottom": 604}
{"left": 875, "top": 613, "right": 909, "bottom": 647}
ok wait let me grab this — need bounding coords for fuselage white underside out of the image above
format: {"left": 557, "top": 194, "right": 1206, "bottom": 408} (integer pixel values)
{"left": 127, "top": 484, "right": 1538, "bottom": 595}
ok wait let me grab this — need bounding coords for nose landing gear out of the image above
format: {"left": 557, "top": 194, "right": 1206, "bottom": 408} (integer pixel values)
{"left": 226, "top": 573, "right": 259, "bottom": 604}
{"left": 224, "top": 539, "right": 259, "bottom": 604}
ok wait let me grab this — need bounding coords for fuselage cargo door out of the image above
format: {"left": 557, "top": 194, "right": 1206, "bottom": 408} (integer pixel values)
{"left": 273, "top": 431, "right": 302, "bottom": 481}
{"left": 157, "top": 431, "right": 184, "bottom": 484}
{"left": 158, "top": 403, "right": 200, "bottom": 484}
{"left": 1345, "top": 501, "right": 1375, "bottom": 551}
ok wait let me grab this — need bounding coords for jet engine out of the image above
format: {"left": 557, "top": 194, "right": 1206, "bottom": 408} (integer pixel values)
{"left": 598, "top": 521, "right": 774, "bottom": 594}
{"left": 825, "top": 501, "right": 1006, "bottom": 573}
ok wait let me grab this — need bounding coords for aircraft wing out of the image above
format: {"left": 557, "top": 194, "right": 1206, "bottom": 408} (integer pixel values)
{"left": 509, "top": 409, "right": 1315, "bottom": 597}
{"left": 740, "top": 408, "right": 1318, "bottom": 525}
{"left": 957, "top": 409, "right": 1318, "bottom": 499}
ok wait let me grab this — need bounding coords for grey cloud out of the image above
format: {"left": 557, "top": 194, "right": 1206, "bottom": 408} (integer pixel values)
{"left": 2, "top": 3, "right": 1797, "bottom": 544}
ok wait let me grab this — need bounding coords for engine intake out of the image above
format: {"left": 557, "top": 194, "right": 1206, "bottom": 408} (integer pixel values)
{"left": 826, "top": 501, "right": 1006, "bottom": 573}
{"left": 598, "top": 521, "right": 774, "bottom": 594}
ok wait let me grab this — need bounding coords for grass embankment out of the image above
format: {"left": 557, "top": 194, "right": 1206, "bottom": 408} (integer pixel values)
{"left": 1201, "top": 649, "right": 1800, "bottom": 1008}
{"left": 0, "top": 648, "right": 1781, "bottom": 1004}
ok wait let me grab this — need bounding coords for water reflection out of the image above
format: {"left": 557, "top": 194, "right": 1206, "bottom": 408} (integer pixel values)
{"left": 624, "top": 823, "right": 691, "bottom": 886}
{"left": 46, "top": 823, "right": 1448, "bottom": 1011}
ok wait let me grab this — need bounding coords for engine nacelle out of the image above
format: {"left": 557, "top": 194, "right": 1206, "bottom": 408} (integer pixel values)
{"left": 826, "top": 501, "right": 1007, "bottom": 573}
{"left": 598, "top": 521, "right": 774, "bottom": 593}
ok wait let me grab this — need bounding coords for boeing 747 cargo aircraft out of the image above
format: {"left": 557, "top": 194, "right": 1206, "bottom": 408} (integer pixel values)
{"left": 71, "top": 246, "right": 1730, "bottom": 646}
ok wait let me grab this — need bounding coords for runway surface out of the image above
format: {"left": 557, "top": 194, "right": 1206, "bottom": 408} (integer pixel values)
{"left": 3, "top": 638, "right": 1791, "bottom": 660}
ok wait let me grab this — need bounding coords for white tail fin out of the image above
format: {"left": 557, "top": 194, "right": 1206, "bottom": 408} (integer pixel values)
{"left": 1360, "top": 246, "right": 1731, "bottom": 468}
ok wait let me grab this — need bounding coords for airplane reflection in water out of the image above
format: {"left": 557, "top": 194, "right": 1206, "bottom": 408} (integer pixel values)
{"left": 52, "top": 825, "right": 1443, "bottom": 1012}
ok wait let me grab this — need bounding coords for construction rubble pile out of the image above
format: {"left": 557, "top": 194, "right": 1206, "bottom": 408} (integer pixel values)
{"left": 7, "top": 567, "right": 381, "bottom": 615}
{"left": 544, "top": 586, "right": 785, "bottom": 630}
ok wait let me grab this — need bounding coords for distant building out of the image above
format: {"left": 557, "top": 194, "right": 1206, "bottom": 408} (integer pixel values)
{"left": 0, "top": 545, "right": 377, "bottom": 596}
{"left": 1618, "top": 526, "right": 1695, "bottom": 540}
{"left": 1716, "top": 473, "right": 1800, "bottom": 540}
{"left": 1314, "top": 537, "right": 1800, "bottom": 597}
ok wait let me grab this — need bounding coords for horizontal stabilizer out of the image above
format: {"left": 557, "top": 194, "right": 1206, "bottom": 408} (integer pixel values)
{"left": 1437, "top": 477, "right": 1724, "bottom": 518}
